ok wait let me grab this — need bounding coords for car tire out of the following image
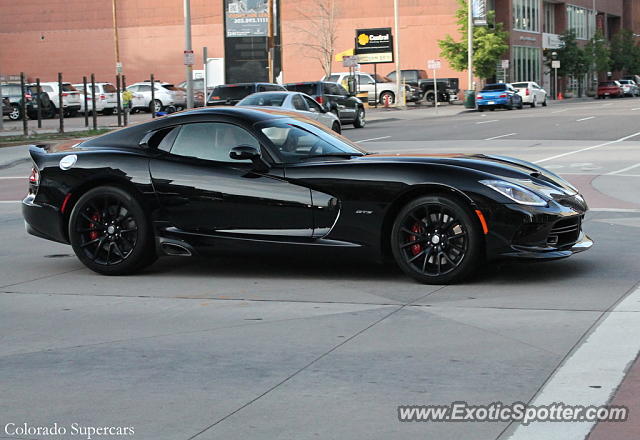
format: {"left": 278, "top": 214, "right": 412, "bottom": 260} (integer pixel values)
{"left": 506, "top": 98, "right": 513, "bottom": 110}
{"left": 353, "top": 107, "right": 366, "bottom": 128}
{"left": 530, "top": 97, "right": 536, "bottom": 108}
{"left": 8, "top": 104, "right": 21, "bottom": 121}
{"left": 102, "top": 108, "right": 114, "bottom": 116}
{"left": 542, "top": 97, "right": 547, "bottom": 107}
{"left": 424, "top": 92, "right": 435, "bottom": 103}
{"left": 477, "top": 106, "right": 484, "bottom": 112}
{"left": 331, "top": 121, "right": 341, "bottom": 134}
{"left": 380, "top": 91, "right": 395, "bottom": 105}
{"left": 68, "top": 186, "right": 157, "bottom": 275}
{"left": 150, "top": 99, "right": 162, "bottom": 113}
{"left": 391, "top": 195, "right": 482, "bottom": 284}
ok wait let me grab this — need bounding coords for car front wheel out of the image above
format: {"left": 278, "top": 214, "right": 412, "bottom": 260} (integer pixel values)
{"left": 8, "top": 104, "right": 21, "bottom": 120}
{"left": 391, "top": 195, "right": 482, "bottom": 284}
{"left": 69, "top": 186, "right": 156, "bottom": 275}
{"left": 353, "top": 107, "right": 366, "bottom": 128}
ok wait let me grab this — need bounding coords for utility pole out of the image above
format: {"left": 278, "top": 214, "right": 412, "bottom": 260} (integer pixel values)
{"left": 112, "top": 0, "right": 122, "bottom": 76}
{"left": 467, "top": 0, "right": 473, "bottom": 91}
{"left": 184, "top": 0, "right": 194, "bottom": 109}
{"left": 393, "top": 0, "right": 403, "bottom": 106}
{"left": 267, "top": 0, "right": 275, "bottom": 83}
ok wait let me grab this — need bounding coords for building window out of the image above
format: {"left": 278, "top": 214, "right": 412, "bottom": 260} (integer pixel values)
{"left": 513, "top": 0, "right": 540, "bottom": 32}
{"left": 543, "top": 2, "right": 555, "bottom": 34}
{"left": 512, "top": 46, "right": 541, "bottom": 83}
{"left": 566, "top": 5, "right": 595, "bottom": 40}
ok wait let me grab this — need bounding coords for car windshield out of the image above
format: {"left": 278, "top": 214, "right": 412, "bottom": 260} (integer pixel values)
{"left": 512, "top": 82, "right": 528, "bottom": 88}
{"left": 373, "top": 74, "right": 392, "bottom": 83}
{"left": 325, "top": 75, "right": 340, "bottom": 82}
{"left": 285, "top": 83, "right": 317, "bottom": 96}
{"left": 256, "top": 118, "right": 366, "bottom": 163}
{"left": 210, "top": 85, "right": 254, "bottom": 100}
{"left": 600, "top": 82, "right": 617, "bottom": 86}
{"left": 238, "top": 93, "right": 287, "bottom": 107}
{"left": 62, "top": 84, "right": 78, "bottom": 92}
{"left": 482, "top": 84, "right": 507, "bottom": 91}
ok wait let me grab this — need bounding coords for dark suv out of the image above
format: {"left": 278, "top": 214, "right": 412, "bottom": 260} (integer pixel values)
{"left": 207, "top": 83, "right": 286, "bottom": 106}
{"left": 1, "top": 83, "right": 53, "bottom": 120}
{"left": 285, "top": 81, "right": 365, "bottom": 128}
{"left": 2, "top": 97, "right": 11, "bottom": 118}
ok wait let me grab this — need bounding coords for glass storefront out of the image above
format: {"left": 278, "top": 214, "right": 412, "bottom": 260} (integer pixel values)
{"left": 512, "top": 46, "right": 541, "bottom": 83}
{"left": 513, "top": 0, "right": 540, "bottom": 32}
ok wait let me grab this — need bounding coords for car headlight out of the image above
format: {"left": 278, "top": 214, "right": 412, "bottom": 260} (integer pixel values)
{"left": 480, "top": 180, "right": 547, "bottom": 206}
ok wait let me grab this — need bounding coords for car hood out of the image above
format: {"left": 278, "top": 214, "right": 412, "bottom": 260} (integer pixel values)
{"left": 358, "top": 153, "right": 580, "bottom": 199}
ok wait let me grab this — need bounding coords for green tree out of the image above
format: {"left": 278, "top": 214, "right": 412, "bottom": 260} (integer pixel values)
{"left": 609, "top": 29, "right": 640, "bottom": 74}
{"left": 438, "top": 0, "right": 509, "bottom": 80}
{"left": 584, "top": 31, "right": 610, "bottom": 75}
{"left": 556, "top": 30, "right": 589, "bottom": 78}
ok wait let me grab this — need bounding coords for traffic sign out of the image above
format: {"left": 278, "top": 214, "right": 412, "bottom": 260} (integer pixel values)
{"left": 184, "top": 50, "right": 195, "bottom": 66}
{"left": 427, "top": 59, "right": 441, "bottom": 70}
{"left": 342, "top": 55, "right": 358, "bottom": 68}
{"left": 501, "top": 59, "right": 510, "bottom": 69}
{"left": 552, "top": 60, "right": 561, "bottom": 69}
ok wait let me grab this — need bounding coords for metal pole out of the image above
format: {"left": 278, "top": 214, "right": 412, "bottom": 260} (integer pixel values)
{"left": 122, "top": 74, "right": 128, "bottom": 126}
{"left": 57, "top": 72, "right": 64, "bottom": 133}
{"left": 184, "top": 0, "right": 194, "bottom": 109}
{"left": 374, "top": 63, "right": 378, "bottom": 108}
{"left": 393, "top": 0, "right": 403, "bottom": 107}
{"left": 267, "top": 0, "right": 275, "bottom": 83}
{"left": 36, "top": 79, "right": 42, "bottom": 128}
{"left": 0, "top": 82, "right": 3, "bottom": 131}
{"left": 554, "top": 67, "right": 558, "bottom": 100}
{"left": 116, "top": 75, "right": 122, "bottom": 127}
{"left": 20, "top": 72, "right": 28, "bottom": 136}
{"left": 83, "top": 76, "right": 89, "bottom": 127}
{"left": 467, "top": 0, "right": 474, "bottom": 91}
{"left": 112, "top": 0, "right": 121, "bottom": 75}
{"left": 150, "top": 73, "right": 156, "bottom": 118}
{"left": 91, "top": 74, "right": 97, "bottom": 130}
{"left": 433, "top": 68, "right": 438, "bottom": 114}
{"left": 203, "top": 46, "right": 208, "bottom": 107}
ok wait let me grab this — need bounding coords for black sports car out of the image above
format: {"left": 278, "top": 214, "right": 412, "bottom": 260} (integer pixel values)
{"left": 22, "top": 107, "right": 592, "bottom": 284}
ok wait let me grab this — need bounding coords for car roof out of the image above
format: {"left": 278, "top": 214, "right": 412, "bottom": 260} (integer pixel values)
{"left": 169, "top": 106, "right": 298, "bottom": 122}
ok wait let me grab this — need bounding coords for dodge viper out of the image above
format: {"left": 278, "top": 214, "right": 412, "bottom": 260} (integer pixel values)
{"left": 22, "top": 107, "right": 592, "bottom": 283}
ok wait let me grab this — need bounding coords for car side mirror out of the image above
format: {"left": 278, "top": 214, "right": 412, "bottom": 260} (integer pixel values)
{"left": 230, "top": 145, "right": 269, "bottom": 171}
{"left": 230, "top": 145, "right": 260, "bottom": 161}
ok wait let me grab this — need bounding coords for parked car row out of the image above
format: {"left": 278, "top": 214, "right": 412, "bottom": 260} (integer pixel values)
{"left": 596, "top": 79, "right": 640, "bottom": 98}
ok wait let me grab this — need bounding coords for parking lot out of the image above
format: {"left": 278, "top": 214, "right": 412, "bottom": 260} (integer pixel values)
{"left": 1, "top": 97, "right": 640, "bottom": 439}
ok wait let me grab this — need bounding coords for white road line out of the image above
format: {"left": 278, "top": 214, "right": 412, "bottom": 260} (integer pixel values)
{"left": 476, "top": 119, "right": 499, "bottom": 124}
{"left": 508, "top": 284, "right": 640, "bottom": 440}
{"left": 607, "top": 163, "right": 640, "bottom": 175}
{"left": 355, "top": 136, "right": 391, "bottom": 143}
{"left": 576, "top": 116, "right": 595, "bottom": 122}
{"left": 535, "top": 130, "right": 640, "bottom": 164}
{"left": 551, "top": 109, "right": 568, "bottom": 113}
{"left": 632, "top": 107, "right": 640, "bottom": 111}
{"left": 0, "top": 176, "right": 25, "bottom": 179}
{"left": 0, "top": 201, "right": 20, "bottom": 204}
{"left": 589, "top": 207, "right": 640, "bottom": 213}
{"left": 484, "top": 133, "right": 517, "bottom": 141}
{"left": 603, "top": 102, "right": 613, "bottom": 106}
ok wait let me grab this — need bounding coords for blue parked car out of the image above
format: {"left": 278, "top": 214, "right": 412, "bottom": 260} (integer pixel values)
{"left": 476, "top": 83, "right": 523, "bottom": 111}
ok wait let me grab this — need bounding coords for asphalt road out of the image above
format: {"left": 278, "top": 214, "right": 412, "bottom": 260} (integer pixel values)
{"left": 1, "top": 98, "right": 639, "bottom": 440}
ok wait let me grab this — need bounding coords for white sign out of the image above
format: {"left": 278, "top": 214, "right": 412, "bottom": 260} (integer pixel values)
{"left": 115, "top": 62, "right": 123, "bottom": 74}
{"left": 183, "top": 50, "right": 195, "bottom": 66}
{"left": 427, "top": 59, "right": 441, "bottom": 70}
{"left": 552, "top": 60, "right": 561, "bottom": 69}
{"left": 357, "top": 52, "right": 393, "bottom": 64}
{"left": 501, "top": 59, "right": 510, "bottom": 69}
{"left": 342, "top": 55, "right": 359, "bottom": 68}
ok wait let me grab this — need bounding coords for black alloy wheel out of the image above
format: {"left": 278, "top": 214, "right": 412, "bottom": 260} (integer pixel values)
{"left": 69, "top": 186, "right": 156, "bottom": 275}
{"left": 391, "top": 195, "right": 482, "bottom": 284}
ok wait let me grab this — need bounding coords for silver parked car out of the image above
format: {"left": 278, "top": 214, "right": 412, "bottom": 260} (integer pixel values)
{"left": 236, "top": 91, "right": 342, "bottom": 133}
{"left": 618, "top": 79, "right": 640, "bottom": 97}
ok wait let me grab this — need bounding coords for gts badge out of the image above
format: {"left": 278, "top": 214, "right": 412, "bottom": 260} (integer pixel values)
{"left": 355, "top": 209, "right": 373, "bottom": 215}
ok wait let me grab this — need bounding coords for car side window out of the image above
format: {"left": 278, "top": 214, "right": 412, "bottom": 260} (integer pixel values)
{"left": 169, "top": 122, "right": 260, "bottom": 163}
{"left": 303, "top": 96, "right": 322, "bottom": 112}
{"left": 138, "top": 85, "right": 151, "bottom": 92}
{"left": 358, "top": 75, "right": 374, "bottom": 85}
{"left": 292, "top": 94, "right": 308, "bottom": 111}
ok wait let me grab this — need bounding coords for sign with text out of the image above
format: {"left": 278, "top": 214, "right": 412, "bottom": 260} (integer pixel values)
{"left": 355, "top": 27, "right": 393, "bottom": 64}
{"left": 501, "top": 59, "right": 509, "bottom": 69}
{"left": 183, "top": 50, "right": 194, "bottom": 65}
{"left": 472, "top": 0, "right": 487, "bottom": 26}
{"left": 552, "top": 60, "right": 560, "bottom": 69}
{"left": 427, "top": 59, "right": 441, "bottom": 70}
{"left": 225, "top": 0, "right": 275, "bottom": 38}
{"left": 342, "top": 56, "right": 359, "bottom": 68}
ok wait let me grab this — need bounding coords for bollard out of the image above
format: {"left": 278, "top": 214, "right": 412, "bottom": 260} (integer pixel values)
{"left": 36, "top": 78, "right": 42, "bottom": 128}
{"left": 58, "top": 73, "right": 64, "bottom": 133}
{"left": 83, "top": 76, "right": 89, "bottom": 128}
{"left": 150, "top": 73, "right": 156, "bottom": 118}
{"left": 116, "top": 74, "right": 122, "bottom": 127}
{"left": 122, "top": 74, "right": 128, "bottom": 127}
{"left": 20, "top": 72, "right": 28, "bottom": 136}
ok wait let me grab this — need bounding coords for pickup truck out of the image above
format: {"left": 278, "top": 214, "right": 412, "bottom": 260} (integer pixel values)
{"left": 476, "top": 83, "right": 523, "bottom": 111}
{"left": 323, "top": 72, "right": 421, "bottom": 105}
{"left": 386, "top": 69, "right": 460, "bottom": 103}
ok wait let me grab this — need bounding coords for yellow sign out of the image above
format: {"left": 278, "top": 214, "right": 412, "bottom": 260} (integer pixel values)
{"left": 334, "top": 48, "right": 355, "bottom": 62}
{"left": 357, "top": 33, "right": 370, "bottom": 46}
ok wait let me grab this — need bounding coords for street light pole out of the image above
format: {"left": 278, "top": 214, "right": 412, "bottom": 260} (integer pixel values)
{"left": 184, "top": 0, "right": 194, "bottom": 109}
{"left": 393, "top": 0, "right": 404, "bottom": 106}
{"left": 267, "top": 0, "right": 275, "bottom": 83}
{"left": 467, "top": 0, "right": 474, "bottom": 91}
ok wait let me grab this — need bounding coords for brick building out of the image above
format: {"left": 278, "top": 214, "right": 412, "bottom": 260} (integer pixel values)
{"left": 0, "top": 0, "right": 638, "bottom": 94}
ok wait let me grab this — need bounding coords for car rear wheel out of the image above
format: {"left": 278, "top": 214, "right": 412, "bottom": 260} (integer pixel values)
{"left": 391, "top": 195, "right": 482, "bottom": 284}
{"left": 8, "top": 104, "right": 21, "bottom": 120}
{"left": 353, "top": 107, "right": 366, "bottom": 128}
{"left": 530, "top": 96, "right": 537, "bottom": 108}
{"left": 542, "top": 97, "right": 547, "bottom": 107}
{"left": 69, "top": 186, "right": 156, "bottom": 275}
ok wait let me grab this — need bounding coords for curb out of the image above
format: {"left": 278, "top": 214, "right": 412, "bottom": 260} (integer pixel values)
{"left": 0, "top": 156, "right": 29, "bottom": 170}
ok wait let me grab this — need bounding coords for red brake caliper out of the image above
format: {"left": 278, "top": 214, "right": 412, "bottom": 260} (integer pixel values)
{"left": 409, "top": 223, "right": 423, "bottom": 256}
{"left": 89, "top": 212, "right": 101, "bottom": 241}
